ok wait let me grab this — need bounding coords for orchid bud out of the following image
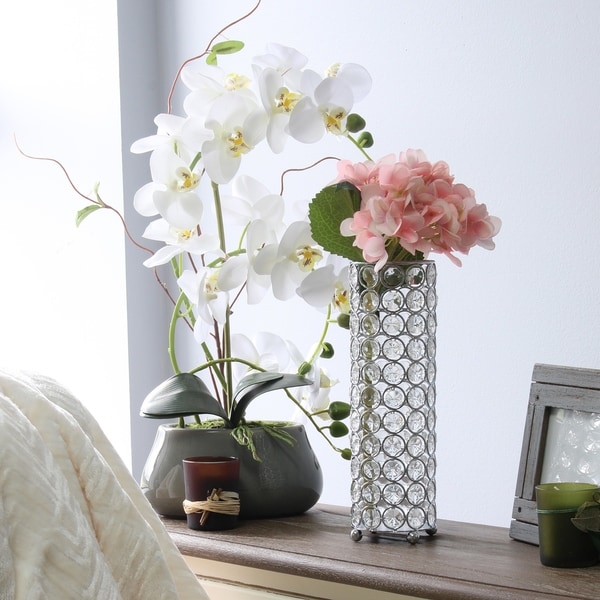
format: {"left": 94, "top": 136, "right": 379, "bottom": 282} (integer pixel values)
{"left": 297, "top": 361, "right": 312, "bottom": 376}
{"left": 337, "top": 313, "right": 350, "bottom": 329}
{"left": 346, "top": 113, "right": 366, "bottom": 133}
{"left": 328, "top": 401, "right": 351, "bottom": 420}
{"left": 329, "top": 421, "right": 349, "bottom": 438}
{"left": 320, "top": 342, "right": 335, "bottom": 359}
{"left": 357, "top": 131, "right": 374, "bottom": 148}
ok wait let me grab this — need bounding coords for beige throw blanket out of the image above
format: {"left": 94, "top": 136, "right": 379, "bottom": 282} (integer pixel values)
{"left": 0, "top": 369, "right": 208, "bottom": 600}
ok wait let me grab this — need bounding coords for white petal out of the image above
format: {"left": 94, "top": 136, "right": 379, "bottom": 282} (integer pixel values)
{"left": 154, "top": 190, "right": 203, "bottom": 229}
{"left": 271, "top": 262, "right": 305, "bottom": 301}
{"left": 130, "top": 134, "right": 163, "bottom": 154}
{"left": 209, "top": 294, "right": 229, "bottom": 324}
{"left": 266, "top": 113, "right": 290, "bottom": 153}
{"left": 245, "top": 269, "right": 271, "bottom": 304}
{"left": 255, "top": 332, "right": 291, "bottom": 368}
{"left": 287, "top": 97, "right": 324, "bottom": 143}
{"left": 192, "top": 316, "right": 211, "bottom": 344}
{"left": 252, "top": 244, "right": 278, "bottom": 275}
{"left": 233, "top": 175, "right": 271, "bottom": 202}
{"left": 315, "top": 77, "right": 353, "bottom": 110}
{"left": 185, "top": 233, "right": 220, "bottom": 255}
{"left": 143, "top": 245, "right": 184, "bottom": 268}
{"left": 142, "top": 218, "right": 172, "bottom": 242}
{"left": 154, "top": 113, "right": 187, "bottom": 134}
{"left": 244, "top": 108, "right": 268, "bottom": 146}
{"left": 133, "top": 182, "right": 160, "bottom": 216}
{"left": 337, "top": 63, "right": 372, "bottom": 102}
{"left": 218, "top": 255, "right": 248, "bottom": 291}
{"left": 298, "top": 69, "right": 323, "bottom": 97}
{"left": 177, "top": 270, "right": 202, "bottom": 303}
{"left": 277, "top": 221, "right": 313, "bottom": 257}
{"left": 202, "top": 140, "right": 240, "bottom": 184}
{"left": 230, "top": 334, "right": 259, "bottom": 363}
{"left": 297, "top": 266, "right": 335, "bottom": 307}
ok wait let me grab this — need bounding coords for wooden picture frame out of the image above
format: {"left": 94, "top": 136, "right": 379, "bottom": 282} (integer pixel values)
{"left": 509, "top": 363, "right": 600, "bottom": 544}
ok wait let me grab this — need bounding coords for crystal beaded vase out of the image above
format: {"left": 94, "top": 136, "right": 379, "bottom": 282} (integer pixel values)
{"left": 349, "top": 261, "right": 437, "bottom": 543}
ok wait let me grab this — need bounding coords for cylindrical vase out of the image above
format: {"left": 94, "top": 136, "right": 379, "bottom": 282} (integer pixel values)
{"left": 349, "top": 261, "right": 437, "bottom": 543}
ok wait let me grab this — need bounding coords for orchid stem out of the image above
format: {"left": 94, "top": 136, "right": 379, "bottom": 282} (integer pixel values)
{"left": 211, "top": 181, "right": 234, "bottom": 414}
{"left": 168, "top": 292, "right": 190, "bottom": 374}
{"left": 283, "top": 388, "right": 344, "bottom": 455}
{"left": 305, "top": 305, "right": 332, "bottom": 367}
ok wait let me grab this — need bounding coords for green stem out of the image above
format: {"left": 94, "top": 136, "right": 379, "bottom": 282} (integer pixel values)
{"left": 283, "top": 388, "right": 344, "bottom": 455}
{"left": 304, "top": 305, "right": 332, "bottom": 367}
{"left": 190, "top": 356, "right": 266, "bottom": 376}
{"left": 189, "top": 152, "right": 202, "bottom": 172}
{"left": 211, "top": 179, "right": 233, "bottom": 413}
{"left": 347, "top": 134, "right": 373, "bottom": 161}
{"left": 168, "top": 292, "right": 189, "bottom": 374}
{"left": 200, "top": 341, "right": 228, "bottom": 392}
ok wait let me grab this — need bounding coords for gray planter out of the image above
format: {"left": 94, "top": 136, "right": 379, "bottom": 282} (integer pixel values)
{"left": 140, "top": 423, "right": 323, "bottom": 519}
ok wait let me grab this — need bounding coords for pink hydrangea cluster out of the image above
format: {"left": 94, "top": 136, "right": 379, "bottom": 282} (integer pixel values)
{"left": 338, "top": 149, "right": 501, "bottom": 270}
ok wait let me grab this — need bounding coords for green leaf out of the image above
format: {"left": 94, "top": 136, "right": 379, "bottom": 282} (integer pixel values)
{"left": 211, "top": 40, "right": 244, "bottom": 55}
{"left": 231, "top": 425, "right": 260, "bottom": 461}
{"left": 206, "top": 52, "right": 217, "bottom": 66}
{"left": 230, "top": 372, "right": 312, "bottom": 427}
{"left": 232, "top": 371, "right": 283, "bottom": 400}
{"left": 261, "top": 424, "right": 295, "bottom": 447}
{"left": 75, "top": 204, "right": 102, "bottom": 227}
{"left": 308, "top": 183, "right": 364, "bottom": 262}
{"left": 139, "top": 373, "right": 228, "bottom": 421}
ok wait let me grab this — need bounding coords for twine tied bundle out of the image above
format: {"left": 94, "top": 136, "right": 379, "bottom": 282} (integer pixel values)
{"left": 183, "top": 488, "right": 240, "bottom": 525}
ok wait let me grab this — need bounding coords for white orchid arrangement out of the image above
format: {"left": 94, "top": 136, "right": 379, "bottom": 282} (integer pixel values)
{"left": 25, "top": 2, "right": 500, "bottom": 461}
{"left": 100, "top": 6, "right": 374, "bottom": 460}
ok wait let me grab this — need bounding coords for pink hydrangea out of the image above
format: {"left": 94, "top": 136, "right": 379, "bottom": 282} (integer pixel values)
{"left": 338, "top": 150, "right": 501, "bottom": 269}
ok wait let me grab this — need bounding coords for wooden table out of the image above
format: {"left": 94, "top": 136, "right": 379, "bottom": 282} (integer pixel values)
{"left": 164, "top": 504, "right": 599, "bottom": 600}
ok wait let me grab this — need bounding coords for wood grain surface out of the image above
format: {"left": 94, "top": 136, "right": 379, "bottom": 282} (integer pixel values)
{"left": 165, "top": 505, "right": 599, "bottom": 599}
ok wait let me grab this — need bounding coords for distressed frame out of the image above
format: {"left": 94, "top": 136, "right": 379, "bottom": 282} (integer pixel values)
{"left": 509, "top": 363, "right": 600, "bottom": 544}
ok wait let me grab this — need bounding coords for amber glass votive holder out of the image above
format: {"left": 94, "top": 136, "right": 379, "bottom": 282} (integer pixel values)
{"left": 182, "top": 456, "right": 240, "bottom": 531}
{"left": 536, "top": 482, "right": 600, "bottom": 568}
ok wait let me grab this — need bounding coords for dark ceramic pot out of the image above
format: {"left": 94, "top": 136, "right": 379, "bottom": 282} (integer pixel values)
{"left": 140, "top": 423, "right": 323, "bottom": 519}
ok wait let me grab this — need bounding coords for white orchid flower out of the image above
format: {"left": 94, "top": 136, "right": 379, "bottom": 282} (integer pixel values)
{"left": 182, "top": 65, "right": 255, "bottom": 118}
{"left": 130, "top": 113, "right": 211, "bottom": 155}
{"left": 230, "top": 332, "right": 294, "bottom": 380}
{"left": 253, "top": 43, "right": 308, "bottom": 74}
{"left": 253, "top": 221, "right": 324, "bottom": 301}
{"left": 297, "top": 258, "right": 350, "bottom": 312}
{"left": 133, "top": 145, "right": 204, "bottom": 230}
{"left": 224, "top": 175, "right": 286, "bottom": 233}
{"left": 252, "top": 44, "right": 309, "bottom": 152}
{"left": 253, "top": 66, "right": 304, "bottom": 153}
{"left": 201, "top": 92, "right": 268, "bottom": 184}
{"left": 217, "top": 254, "right": 250, "bottom": 293}
{"left": 141, "top": 218, "right": 220, "bottom": 268}
{"left": 286, "top": 342, "right": 338, "bottom": 417}
{"left": 287, "top": 62, "right": 372, "bottom": 143}
{"left": 178, "top": 266, "right": 229, "bottom": 333}
{"left": 244, "top": 219, "right": 276, "bottom": 304}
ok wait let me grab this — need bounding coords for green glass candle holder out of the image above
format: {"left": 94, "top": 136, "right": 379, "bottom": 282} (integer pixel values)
{"left": 536, "top": 482, "right": 600, "bottom": 568}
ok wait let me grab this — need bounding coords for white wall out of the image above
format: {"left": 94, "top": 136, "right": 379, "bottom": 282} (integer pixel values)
{"left": 4, "top": 0, "right": 600, "bottom": 529}
{"left": 136, "top": 0, "right": 600, "bottom": 527}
